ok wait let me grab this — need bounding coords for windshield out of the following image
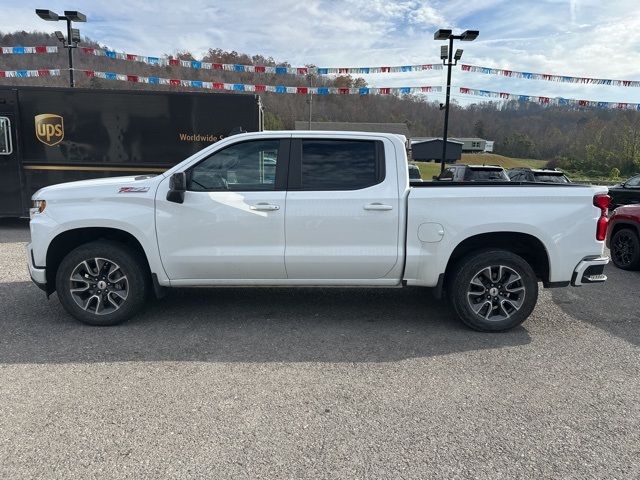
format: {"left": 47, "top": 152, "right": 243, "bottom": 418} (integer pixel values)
{"left": 533, "top": 173, "right": 569, "bottom": 183}
{"left": 465, "top": 169, "right": 509, "bottom": 181}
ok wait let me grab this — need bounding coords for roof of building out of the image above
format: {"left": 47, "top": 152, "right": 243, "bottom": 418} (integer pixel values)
{"left": 294, "top": 121, "right": 411, "bottom": 137}
{"left": 450, "top": 137, "right": 488, "bottom": 143}
{"left": 411, "top": 137, "right": 464, "bottom": 145}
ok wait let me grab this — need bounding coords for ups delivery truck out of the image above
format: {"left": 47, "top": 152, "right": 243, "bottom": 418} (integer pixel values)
{"left": 0, "top": 86, "right": 263, "bottom": 217}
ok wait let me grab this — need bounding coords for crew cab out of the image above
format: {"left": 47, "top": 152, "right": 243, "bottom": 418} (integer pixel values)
{"left": 27, "top": 131, "right": 610, "bottom": 331}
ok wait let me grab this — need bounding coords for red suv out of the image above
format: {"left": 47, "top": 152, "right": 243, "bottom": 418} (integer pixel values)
{"left": 607, "top": 205, "right": 640, "bottom": 270}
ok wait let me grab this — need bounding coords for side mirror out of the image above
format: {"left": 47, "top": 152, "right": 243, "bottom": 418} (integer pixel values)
{"left": 167, "top": 172, "right": 186, "bottom": 204}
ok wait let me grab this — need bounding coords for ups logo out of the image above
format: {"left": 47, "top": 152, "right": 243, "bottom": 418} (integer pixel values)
{"left": 35, "top": 114, "right": 64, "bottom": 146}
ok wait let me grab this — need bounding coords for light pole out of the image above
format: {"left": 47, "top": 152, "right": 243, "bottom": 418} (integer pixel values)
{"left": 36, "top": 9, "right": 87, "bottom": 87}
{"left": 434, "top": 29, "right": 479, "bottom": 174}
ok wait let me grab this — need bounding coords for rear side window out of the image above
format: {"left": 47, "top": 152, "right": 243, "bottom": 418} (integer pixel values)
{"left": 533, "top": 173, "right": 569, "bottom": 183}
{"left": 300, "top": 140, "right": 383, "bottom": 190}
{"left": 465, "top": 169, "right": 509, "bottom": 181}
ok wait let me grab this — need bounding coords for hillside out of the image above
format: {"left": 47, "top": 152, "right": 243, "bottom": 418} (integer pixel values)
{"left": 1, "top": 30, "right": 640, "bottom": 178}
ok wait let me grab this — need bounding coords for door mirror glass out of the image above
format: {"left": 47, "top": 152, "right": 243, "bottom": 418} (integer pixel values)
{"left": 0, "top": 117, "right": 12, "bottom": 155}
{"left": 167, "top": 172, "right": 187, "bottom": 203}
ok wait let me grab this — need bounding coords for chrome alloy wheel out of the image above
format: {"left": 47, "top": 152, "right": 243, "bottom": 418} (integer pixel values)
{"left": 466, "top": 265, "right": 526, "bottom": 321}
{"left": 69, "top": 258, "right": 129, "bottom": 315}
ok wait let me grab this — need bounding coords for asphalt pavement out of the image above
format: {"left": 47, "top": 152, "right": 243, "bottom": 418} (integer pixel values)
{"left": 0, "top": 218, "right": 638, "bottom": 479}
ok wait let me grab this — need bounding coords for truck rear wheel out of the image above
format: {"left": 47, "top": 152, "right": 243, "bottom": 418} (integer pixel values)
{"left": 449, "top": 249, "right": 538, "bottom": 332}
{"left": 55, "top": 240, "right": 148, "bottom": 326}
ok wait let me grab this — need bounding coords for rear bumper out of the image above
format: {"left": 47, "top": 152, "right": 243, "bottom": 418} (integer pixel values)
{"left": 571, "top": 256, "right": 609, "bottom": 286}
{"left": 26, "top": 243, "right": 47, "bottom": 292}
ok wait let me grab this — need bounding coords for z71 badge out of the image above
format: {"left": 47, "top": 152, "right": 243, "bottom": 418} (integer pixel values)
{"left": 118, "top": 186, "right": 150, "bottom": 193}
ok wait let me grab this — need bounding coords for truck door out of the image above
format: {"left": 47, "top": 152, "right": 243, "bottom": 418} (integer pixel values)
{"left": 284, "top": 137, "right": 400, "bottom": 280}
{"left": 0, "top": 115, "right": 23, "bottom": 216}
{"left": 155, "top": 138, "right": 289, "bottom": 281}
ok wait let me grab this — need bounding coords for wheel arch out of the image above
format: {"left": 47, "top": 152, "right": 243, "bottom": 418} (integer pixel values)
{"left": 45, "top": 227, "right": 152, "bottom": 295}
{"left": 443, "top": 231, "right": 551, "bottom": 288}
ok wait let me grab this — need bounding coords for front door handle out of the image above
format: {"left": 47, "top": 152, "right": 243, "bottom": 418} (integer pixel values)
{"left": 364, "top": 203, "right": 393, "bottom": 211}
{"left": 250, "top": 203, "right": 280, "bottom": 211}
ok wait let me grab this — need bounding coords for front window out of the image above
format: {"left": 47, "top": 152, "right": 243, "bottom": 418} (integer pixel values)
{"left": 626, "top": 175, "right": 640, "bottom": 187}
{"left": 189, "top": 139, "right": 280, "bottom": 191}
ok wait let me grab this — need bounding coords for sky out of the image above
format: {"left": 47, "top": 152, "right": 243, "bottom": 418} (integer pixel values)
{"left": 2, "top": 0, "right": 640, "bottom": 105}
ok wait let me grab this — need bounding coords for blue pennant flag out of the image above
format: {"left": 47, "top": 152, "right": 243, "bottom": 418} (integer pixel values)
{"left": 316, "top": 87, "right": 329, "bottom": 95}
{"left": 275, "top": 85, "right": 287, "bottom": 93}
{"left": 148, "top": 76, "right": 159, "bottom": 84}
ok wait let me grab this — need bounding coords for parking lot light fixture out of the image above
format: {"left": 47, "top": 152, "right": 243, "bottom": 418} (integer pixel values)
{"left": 34, "top": 8, "right": 87, "bottom": 87}
{"left": 434, "top": 29, "right": 479, "bottom": 174}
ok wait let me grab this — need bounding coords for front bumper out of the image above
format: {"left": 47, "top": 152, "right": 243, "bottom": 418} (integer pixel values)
{"left": 571, "top": 256, "right": 609, "bottom": 286}
{"left": 26, "top": 243, "right": 47, "bottom": 292}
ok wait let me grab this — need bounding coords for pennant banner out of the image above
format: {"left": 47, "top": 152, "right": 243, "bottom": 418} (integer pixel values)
{"left": 0, "top": 69, "right": 61, "bottom": 78}
{"left": 1, "top": 45, "right": 58, "bottom": 54}
{"left": 461, "top": 64, "right": 640, "bottom": 88}
{"left": 80, "top": 69, "right": 442, "bottom": 95}
{"left": 79, "top": 47, "right": 443, "bottom": 75}
{"left": 458, "top": 86, "right": 640, "bottom": 110}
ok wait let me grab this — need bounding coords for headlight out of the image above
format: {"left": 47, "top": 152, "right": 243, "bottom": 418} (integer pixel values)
{"left": 30, "top": 199, "right": 46, "bottom": 218}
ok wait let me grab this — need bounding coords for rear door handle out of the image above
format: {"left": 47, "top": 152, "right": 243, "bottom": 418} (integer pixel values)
{"left": 364, "top": 203, "right": 393, "bottom": 211}
{"left": 250, "top": 203, "right": 280, "bottom": 211}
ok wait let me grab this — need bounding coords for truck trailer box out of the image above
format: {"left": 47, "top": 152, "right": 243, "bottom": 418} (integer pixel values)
{"left": 0, "top": 86, "right": 263, "bottom": 216}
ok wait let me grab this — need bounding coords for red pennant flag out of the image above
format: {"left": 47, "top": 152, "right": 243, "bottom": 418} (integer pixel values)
{"left": 82, "top": 47, "right": 95, "bottom": 54}
{"left": 212, "top": 82, "right": 224, "bottom": 90}
{"left": 422, "top": 65, "right": 433, "bottom": 70}
{"left": 35, "top": 45, "right": 47, "bottom": 54}
{"left": 127, "top": 75, "right": 139, "bottom": 83}
{"left": 37, "top": 69, "right": 50, "bottom": 77}
{"left": 338, "top": 87, "right": 350, "bottom": 94}
{"left": 461, "top": 65, "right": 471, "bottom": 71}
{"left": 84, "top": 70, "right": 95, "bottom": 77}
{"left": 126, "top": 54, "right": 136, "bottom": 61}
{"left": 168, "top": 59, "right": 179, "bottom": 66}
{"left": 460, "top": 87, "right": 470, "bottom": 94}
{"left": 421, "top": 86, "right": 432, "bottom": 92}
{"left": 0, "top": 71, "right": 6, "bottom": 78}
{"left": 381, "top": 67, "right": 390, "bottom": 73}
{"left": 338, "top": 68, "right": 348, "bottom": 74}
{"left": 500, "top": 92, "right": 509, "bottom": 98}
{"left": 254, "top": 84, "right": 266, "bottom": 92}
{"left": 296, "top": 87, "right": 308, "bottom": 94}
{"left": 379, "top": 87, "right": 391, "bottom": 94}
{"left": 255, "top": 66, "right": 266, "bottom": 73}
{"left": 297, "top": 67, "right": 308, "bottom": 75}
{"left": 170, "top": 78, "right": 180, "bottom": 86}
{"left": 212, "top": 63, "right": 223, "bottom": 70}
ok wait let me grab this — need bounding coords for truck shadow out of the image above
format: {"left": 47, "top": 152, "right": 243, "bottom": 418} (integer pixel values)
{"left": 0, "top": 218, "right": 30, "bottom": 243}
{"left": 551, "top": 263, "right": 640, "bottom": 346}
{"left": 0, "top": 282, "right": 531, "bottom": 364}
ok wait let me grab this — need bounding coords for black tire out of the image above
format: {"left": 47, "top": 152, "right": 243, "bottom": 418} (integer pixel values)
{"left": 55, "top": 240, "right": 149, "bottom": 326}
{"left": 611, "top": 228, "right": 640, "bottom": 270}
{"left": 448, "top": 249, "right": 538, "bottom": 332}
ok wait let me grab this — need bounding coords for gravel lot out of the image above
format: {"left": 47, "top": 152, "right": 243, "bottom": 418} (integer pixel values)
{"left": 0, "top": 218, "right": 638, "bottom": 479}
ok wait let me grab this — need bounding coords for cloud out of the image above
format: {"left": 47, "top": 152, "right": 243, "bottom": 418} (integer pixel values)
{"left": 2, "top": 0, "right": 640, "bottom": 104}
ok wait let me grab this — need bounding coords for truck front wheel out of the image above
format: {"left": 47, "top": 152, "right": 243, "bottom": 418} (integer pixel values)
{"left": 55, "top": 240, "right": 148, "bottom": 326}
{"left": 449, "top": 249, "right": 538, "bottom": 332}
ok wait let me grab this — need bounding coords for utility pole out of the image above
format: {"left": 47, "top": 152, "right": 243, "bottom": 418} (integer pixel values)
{"left": 36, "top": 9, "right": 87, "bottom": 87}
{"left": 434, "top": 29, "right": 479, "bottom": 174}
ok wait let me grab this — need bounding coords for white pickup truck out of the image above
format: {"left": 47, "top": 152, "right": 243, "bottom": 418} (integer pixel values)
{"left": 27, "top": 131, "right": 610, "bottom": 331}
